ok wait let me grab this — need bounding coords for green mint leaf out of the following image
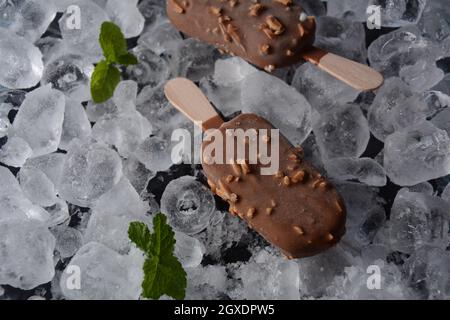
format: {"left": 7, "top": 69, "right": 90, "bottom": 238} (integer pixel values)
{"left": 117, "top": 52, "right": 138, "bottom": 66}
{"left": 128, "top": 221, "right": 152, "bottom": 253}
{"left": 142, "top": 254, "right": 186, "bottom": 300}
{"left": 99, "top": 21, "right": 128, "bottom": 63}
{"left": 90, "top": 60, "right": 121, "bottom": 103}
{"left": 128, "top": 214, "right": 187, "bottom": 300}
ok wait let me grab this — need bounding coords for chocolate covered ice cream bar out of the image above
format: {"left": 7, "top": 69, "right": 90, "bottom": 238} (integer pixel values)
{"left": 166, "top": 0, "right": 315, "bottom": 71}
{"left": 202, "top": 113, "right": 346, "bottom": 258}
{"left": 166, "top": 1, "right": 384, "bottom": 91}
{"left": 165, "top": 78, "right": 346, "bottom": 258}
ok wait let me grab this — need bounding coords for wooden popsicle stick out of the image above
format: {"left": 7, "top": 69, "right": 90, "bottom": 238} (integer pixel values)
{"left": 302, "top": 47, "right": 384, "bottom": 91}
{"left": 164, "top": 77, "right": 224, "bottom": 131}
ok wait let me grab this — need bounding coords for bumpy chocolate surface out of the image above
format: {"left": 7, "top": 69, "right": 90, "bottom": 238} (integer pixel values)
{"left": 167, "top": 0, "right": 316, "bottom": 71}
{"left": 202, "top": 114, "right": 346, "bottom": 258}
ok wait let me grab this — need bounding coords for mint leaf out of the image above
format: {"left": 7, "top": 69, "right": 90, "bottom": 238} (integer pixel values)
{"left": 128, "top": 214, "right": 187, "bottom": 300}
{"left": 90, "top": 60, "right": 121, "bottom": 103}
{"left": 142, "top": 253, "right": 186, "bottom": 300}
{"left": 128, "top": 221, "right": 152, "bottom": 253}
{"left": 117, "top": 52, "right": 138, "bottom": 66}
{"left": 91, "top": 22, "right": 138, "bottom": 103}
{"left": 99, "top": 21, "right": 128, "bottom": 63}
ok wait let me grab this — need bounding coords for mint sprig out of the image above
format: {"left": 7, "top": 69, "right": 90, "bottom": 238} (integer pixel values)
{"left": 128, "top": 214, "right": 187, "bottom": 300}
{"left": 91, "top": 21, "right": 138, "bottom": 103}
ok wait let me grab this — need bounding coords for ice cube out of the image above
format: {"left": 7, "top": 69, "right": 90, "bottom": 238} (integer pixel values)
{"left": 174, "top": 231, "right": 204, "bottom": 268}
{"left": 441, "top": 183, "right": 450, "bottom": 203}
{"left": 136, "top": 85, "right": 170, "bottom": 124}
{"left": 138, "top": 0, "right": 166, "bottom": 31}
{"left": 297, "top": 245, "right": 353, "bottom": 298}
{"left": 0, "top": 136, "right": 33, "bottom": 167}
{"left": 314, "top": 16, "right": 367, "bottom": 63}
{"left": 45, "top": 197, "right": 70, "bottom": 227}
{"left": 292, "top": 63, "right": 360, "bottom": 113}
{"left": 0, "top": 89, "right": 26, "bottom": 113}
{"left": 388, "top": 189, "right": 450, "bottom": 254}
{"left": 35, "top": 37, "right": 66, "bottom": 65}
{"left": 301, "top": 133, "right": 325, "bottom": 172}
{"left": 334, "top": 181, "right": 386, "bottom": 233}
{"left": 23, "top": 153, "right": 66, "bottom": 188}
{"left": 231, "top": 248, "right": 300, "bottom": 300}
{"left": 368, "top": 26, "right": 441, "bottom": 77}
{"left": 60, "top": 242, "right": 143, "bottom": 300}
{"left": 0, "top": 219, "right": 55, "bottom": 290}
{"left": 214, "top": 57, "right": 258, "bottom": 86}
{"left": 177, "top": 38, "right": 219, "bottom": 82}
{"left": 41, "top": 54, "right": 93, "bottom": 102}
{"left": 60, "top": 99, "right": 92, "bottom": 151}
{"left": 368, "top": 0, "right": 427, "bottom": 27}
{"left": 134, "top": 135, "right": 173, "bottom": 172}
{"left": 161, "top": 176, "right": 215, "bottom": 235}
{"left": 344, "top": 205, "right": 387, "bottom": 252}
{"left": 335, "top": 180, "right": 387, "bottom": 251}
{"left": 84, "top": 178, "right": 149, "bottom": 253}
{"left": 122, "top": 156, "right": 156, "bottom": 195}
{"left": 58, "top": 140, "right": 123, "bottom": 207}
{"left": 418, "top": 0, "right": 450, "bottom": 43}
{"left": 106, "top": 0, "right": 144, "bottom": 38}
{"left": 326, "top": 0, "right": 369, "bottom": 22}
{"left": 241, "top": 71, "right": 313, "bottom": 145}
{"left": 113, "top": 80, "right": 138, "bottom": 113}
{"left": 126, "top": 46, "right": 171, "bottom": 89}
{"left": 368, "top": 77, "right": 415, "bottom": 141}
{"left": 429, "top": 93, "right": 450, "bottom": 135}
{"left": 384, "top": 121, "right": 450, "bottom": 186}
{"left": 431, "top": 74, "right": 450, "bottom": 95}
{"left": 404, "top": 246, "right": 450, "bottom": 299}
{"left": 138, "top": 20, "right": 183, "bottom": 55}
{"left": 200, "top": 76, "right": 242, "bottom": 118}
{"left": 92, "top": 111, "right": 152, "bottom": 158}
{"left": 0, "top": 115, "right": 10, "bottom": 137}
{"left": 185, "top": 265, "right": 228, "bottom": 300}
{"left": 324, "top": 157, "right": 387, "bottom": 186}
{"left": 0, "top": 0, "right": 57, "bottom": 42}
{"left": 0, "top": 33, "right": 43, "bottom": 89}
{"left": 399, "top": 59, "right": 444, "bottom": 93}
{"left": 199, "top": 58, "right": 257, "bottom": 117}
{"left": 13, "top": 85, "right": 66, "bottom": 157}
{"left": 408, "top": 182, "right": 434, "bottom": 195}
{"left": 195, "top": 210, "right": 254, "bottom": 262}
{"left": 86, "top": 99, "right": 118, "bottom": 123}
{"left": 51, "top": 225, "right": 83, "bottom": 259}
{"left": 58, "top": 0, "right": 109, "bottom": 62}
{"left": 313, "top": 103, "right": 370, "bottom": 159}
{"left": 0, "top": 166, "right": 50, "bottom": 222}
{"left": 297, "top": 0, "right": 326, "bottom": 16}
{"left": 327, "top": 258, "right": 408, "bottom": 299}
{"left": 18, "top": 167, "right": 57, "bottom": 207}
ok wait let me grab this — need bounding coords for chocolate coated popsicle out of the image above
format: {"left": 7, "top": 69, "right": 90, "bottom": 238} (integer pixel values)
{"left": 164, "top": 78, "right": 346, "bottom": 259}
{"left": 166, "top": 0, "right": 316, "bottom": 72}
{"left": 202, "top": 113, "right": 346, "bottom": 258}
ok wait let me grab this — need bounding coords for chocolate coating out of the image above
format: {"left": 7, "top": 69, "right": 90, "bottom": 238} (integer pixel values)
{"left": 202, "top": 114, "right": 346, "bottom": 258}
{"left": 167, "top": 0, "right": 316, "bottom": 70}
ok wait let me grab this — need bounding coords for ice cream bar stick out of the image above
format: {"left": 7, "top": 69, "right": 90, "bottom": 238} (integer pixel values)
{"left": 164, "top": 77, "right": 224, "bottom": 131}
{"left": 302, "top": 47, "right": 384, "bottom": 91}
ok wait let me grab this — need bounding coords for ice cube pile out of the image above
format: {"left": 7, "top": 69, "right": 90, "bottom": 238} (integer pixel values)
{"left": 0, "top": 0, "right": 449, "bottom": 300}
